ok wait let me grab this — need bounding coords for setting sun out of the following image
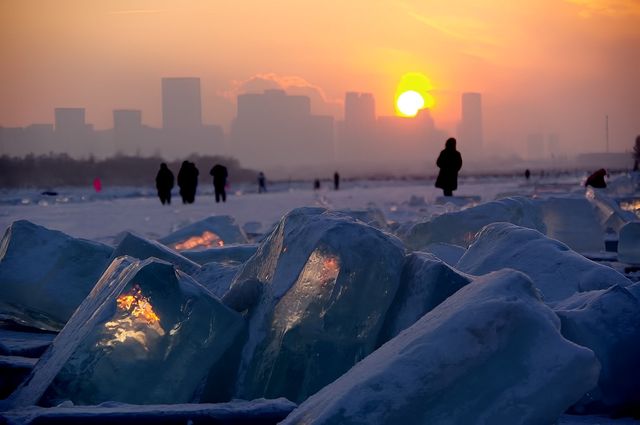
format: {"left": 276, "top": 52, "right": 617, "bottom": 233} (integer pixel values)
{"left": 396, "top": 91, "right": 425, "bottom": 117}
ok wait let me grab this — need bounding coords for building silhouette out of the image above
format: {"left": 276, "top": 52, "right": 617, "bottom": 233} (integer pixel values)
{"left": 231, "top": 89, "right": 333, "bottom": 169}
{"left": 457, "top": 92, "right": 483, "bottom": 159}
{"left": 339, "top": 92, "right": 376, "bottom": 162}
{"left": 162, "top": 78, "right": 202, "bottom": 130}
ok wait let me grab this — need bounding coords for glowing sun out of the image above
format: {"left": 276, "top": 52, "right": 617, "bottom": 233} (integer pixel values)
{"left": 396, "top": 90, "right": 425, "bottom": 117}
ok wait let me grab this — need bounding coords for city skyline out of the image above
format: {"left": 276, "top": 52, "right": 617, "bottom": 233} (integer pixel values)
{"left": 1, "top": 1, "right": 639, "bottom": 158}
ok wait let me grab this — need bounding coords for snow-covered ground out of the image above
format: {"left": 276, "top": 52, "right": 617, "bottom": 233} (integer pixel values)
{"left": 1, "top": 173, "right": 640, "bottom": 424}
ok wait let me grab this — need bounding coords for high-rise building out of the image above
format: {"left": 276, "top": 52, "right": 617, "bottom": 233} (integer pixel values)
{"left": 457, "top": 92, "right": 483, "bottom": 158}
{"left": 54, "top": 108, "right": 86, "bottom": 131}
{"left": 161, "top": 78, "right": 202, "bottom": 130}
{"left": 340, "top": 92, "right": 376, "bottom": 162}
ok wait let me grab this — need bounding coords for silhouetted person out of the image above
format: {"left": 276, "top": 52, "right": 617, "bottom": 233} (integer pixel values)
{"left": 525, "top": 169, "right": 531, "bottom": 180}
{"left": 585, "top": 168, "right": 607, "bottom": 188}
{"left": 258, "top": 172, "right": 267, "bottom": 193}
{"left": 155, "top": 163, "right": 174, "bottom": 205}
{"left": 177, "top": 161, "right": 199, "bottom": 204}
{"left": 334, "top": 172, "right": 340, "bottom": 190}
{"left": 435, "top": 137, "right": 462, "bottom": 197}
{"left": 210, "top": 164, "right": 228, "bottom": 203}
{"left": 314, "top": 178, "right": 321, "bottom": 190}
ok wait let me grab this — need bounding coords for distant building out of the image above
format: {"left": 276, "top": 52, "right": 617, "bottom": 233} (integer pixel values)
{"left": 161, "top": 78, "right": 202, "bottom": 130}
{"left": 231, "top": 89, "right": 333, "bottom": 168}
{"left": 340, "top": 92, "right": 376, "bottom": 162}
{"left": 54, "top": 108, "right": 95, "bottom": 158}
{"left": 457, "top": 93, "right": 483, "bottom": 159}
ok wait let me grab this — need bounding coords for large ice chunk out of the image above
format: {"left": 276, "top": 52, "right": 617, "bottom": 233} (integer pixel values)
{"left": 585, "top": 188, "right": 637, "bottom": 234}
{"left": 421, "top": 242, "right": 466, "bottom": 266}
{"left": 158, "top": 215, "right": 248, "bottom": 251}
{"left": 402, "top": 196, "right": 545, "bottom": 249}
{"left": 281, "top": 269, "right": 600, "bottom": 425}
{"left": 554, "top": 284, "right": 640, "bottom": 415}
{"left": 535, "top": 196, "right": 603, "bottom": 252}
{"left": 7, "top": 257, "right": 245, "bottom": 407}
{"left": 192, "top": 262, "right": 240, "bottom": 298}
{"left": 0, "top": 220, "right": 113, "bottom": 331}
{"left": 223, "top": 207, "right": 406, "bottom": 403}
{"left": 111, "top": 232, "right": 200, "bottom": 274}
{"left": 456, "top": 222, "right": 630, "bottom": 302}
{"left": 378, "top": 252, "right": 472, "bottom": 343}
{"left": 334, "top": 207, "right": 388, "bottom": 230}
{"left": 618, "top": 222, "right": 640, "bottom": 264}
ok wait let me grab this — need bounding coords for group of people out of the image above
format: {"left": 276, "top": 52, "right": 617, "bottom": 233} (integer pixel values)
{"left": 155, "top": 162, "right": 229, "bottom": 205}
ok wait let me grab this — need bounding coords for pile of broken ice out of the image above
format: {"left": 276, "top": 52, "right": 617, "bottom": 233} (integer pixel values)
{"left": 1, "top": 178, "right": 640, "bottom": 423}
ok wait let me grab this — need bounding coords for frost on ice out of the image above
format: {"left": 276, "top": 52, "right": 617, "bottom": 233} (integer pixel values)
{"left": 456, "top": 222, "right": 630, "bottom": 302}
{"left": 158, "top": 215, "right": 248, "bottom": 251}
{"left": 111, "top": 232, "right": 200, "bottom": 275}
{"left": 8, "top": 257, "right": 245, "bottom": 407}
{"left": 223, "top": 207, "right": 406, "bottom": 403}
{"left": 0, "top": 220, "right": 113, "bottom": 331}
{"left": 282, "top": 270, "right": 600, "bottom": 425}
{"left": 402, "top": 196, "right": 546, "bottom": 250}
{"left": 555, "top": 283, "right": 640, "bottom": 414}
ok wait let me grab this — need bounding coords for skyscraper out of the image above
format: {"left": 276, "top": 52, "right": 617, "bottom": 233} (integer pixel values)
{"left": 161, "top": 78, "right": 202, "bottom": 130}
{"left": 457, "top": 92, "right": 483, "bottom": 158}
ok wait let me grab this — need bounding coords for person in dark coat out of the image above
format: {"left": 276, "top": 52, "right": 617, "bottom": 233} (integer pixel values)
{"left": 334, "top": 172, "right": 340, "bottom": 190}
{"left": 177, "top": 161, "right": 191, "bottom": 204}
{"left": 585, "top": 168, "right": 607, "bottom": 188}
{"left": 155, "top": 163, "right": 174, "bottom": 205}
{"left": 435, "top": 137, "right": 463, "bottom": 197}
{"left": 210, "top": 164, "right": 228, "bottom": 203}
{"left": 186, "top": 162, "right": 199, "bottom": 203}
{"left": 258, "top": 172, "right": 267, "bottom": 193}
{"left": 314, "top": 178, "right": 321, "bottom": 190}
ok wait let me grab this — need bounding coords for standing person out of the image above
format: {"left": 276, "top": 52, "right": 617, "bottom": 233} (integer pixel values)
{"left": 177, "top": 161, "right": 190, "bottom": 204}
{"left": 435, "top": 137, "right": 463, "bottom": 197}
{"left": 210, "top": 163, "right": 228, "bottom": 203}
{"left": 258, "top": 172, "right": 267, "bottom": 193}
{"left": 155, "top": 163, "right": 174, "bottom": 205}
{"left": 314, "top": 178, "right": 321, "bottom": 190}
{"left": 334, "top": 172, "right": 340, "bottom": 190}
{"left": 185, "top": 161, "right": 199, "bottom": 203}
{"left": 525, "top": 169, "right": 531, "bottom": 180}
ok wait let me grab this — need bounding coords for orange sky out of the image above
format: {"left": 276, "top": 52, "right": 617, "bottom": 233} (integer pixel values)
{"left": 1, "top": 0, "right": 639, "bottom": 154}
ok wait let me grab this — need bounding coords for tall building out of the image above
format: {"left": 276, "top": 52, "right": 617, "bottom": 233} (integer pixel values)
{"left": 340, "top": 92, "right": 376, "bottom": 162}
{"left": 54, "top": 108, "right": 94, "bottom": 157}
{"left": 161, "top": 78, "right": 202, "bottom": 130}
{"left": 231, "top": 89, "right": 333, "bottom": 168}
{"left": 457, "top": 92, "right": 483, "bottom": 158}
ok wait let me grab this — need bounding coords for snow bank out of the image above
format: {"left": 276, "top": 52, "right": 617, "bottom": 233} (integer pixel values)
{"left": 182, "top": 244, "right": 258, "bottom": 265}
{"left": 223, "top": 207, "right": 406, "bottom": 403}
{"left": 456, "top": 222, "right": 630, "bottom": 302}
{"left": 8, "top": 257, "right": 245, "bottom": 407}
{"left": 281, "top": 269, "right": 600, "bottom": 425}
{"left": 111, "top": 232, "right": 200, "bottom": 274}
{"left": 535, "top": 196, "right": 603, "bottom": 252}
{"left": 0, "top": 398, "right": 296, "bottom": 425}
{"left": 402, "top": 196, "right": 545, "bottom": 249}
{"left": 0, "top": 220, "right": 113, "bottom": 331}
{"left": 378, "top": 252, "right": 472, "bottom": 343}
{"left": 555, "top": 284, "right": 640, "bottom": 414}
{"left": 618, "top": 222, "right": 640, "bottom": 264}
{"left": 158, "top": 215, "right": 248, "bottom": 250}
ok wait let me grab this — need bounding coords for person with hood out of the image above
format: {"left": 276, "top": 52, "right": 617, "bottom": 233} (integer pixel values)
{"left": 210, "top": 163, "right": 228, "bottom": 203}
{"left": 585, "top": 168, "right": 607, "bottom": 188}
{"left": 435, "top": 137, "right": 463, "bottom": 197}
{"left": 155, "top": 163, "right": 174, "bottom": 205}
{"left": 177, "top": 161, "right": 191, "bottom": 204}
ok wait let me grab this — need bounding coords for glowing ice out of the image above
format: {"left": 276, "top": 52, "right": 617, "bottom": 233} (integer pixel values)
{"left": 111, "top": 232, "right": 200, "bottom": 274}
{"left": 8, "top": 257, "right": 245, "bottom": 407}
{"left": 158, "top": 216, "right": 248, "bottom": 251}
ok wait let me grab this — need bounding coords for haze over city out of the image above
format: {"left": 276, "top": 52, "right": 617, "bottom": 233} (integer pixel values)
{"left": 1, "top": 0, "right": 639, "bottom": 174}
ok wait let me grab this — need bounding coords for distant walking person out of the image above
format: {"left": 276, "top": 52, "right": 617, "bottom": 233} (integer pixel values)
{"left": 314, "top": 178, "right": 321, "bottom": 190}
{"left": 155, "top": 163, "right": 174, "bottom": 205}
{"left": 585, "top": 168, "right": 607, "bottom": 189}
{"left": 334, "top": 172, "right": 340, "bottom": 190}
{"left": 525, "top": 169, "right": 531, "bottom": 180}
{"left": 435, "top": 137, "right": 463, "bottom": 197}
{"left": 178, "top": 161, "right": 198, "bottom": 204}
{"left": 210, "top": 163, "right": 229, "bottom": 203}
{"left": 258, "top": 172, "right": 267, "bottom": 193}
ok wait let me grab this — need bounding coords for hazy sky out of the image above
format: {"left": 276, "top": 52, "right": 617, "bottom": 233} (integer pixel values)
{"left": 1, "top": 0, "right": 639, "bottom": 154}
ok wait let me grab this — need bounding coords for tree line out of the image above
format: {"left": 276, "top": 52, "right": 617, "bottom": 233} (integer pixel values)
{"left": 0, "top": 154, "right": 257, "bottom": 188}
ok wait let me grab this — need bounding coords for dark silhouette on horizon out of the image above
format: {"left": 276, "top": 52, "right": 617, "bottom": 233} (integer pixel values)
{"left": 435, "top": 137, "right": 463, "bottom": 197}
{"left": 258, "top": 171, "right": 267, "bottom": 193}
{"left": 155, "top": 162, "right": 174, "bottom": 205}
{"left": 525, "top": 169, "right": 531, "bottom": 180}
{"left": 210, "top": 163, "right": 228, "bottom": 203}
{"left": 633, "top": 135, "right": 640, "bottom": 171}
{"left": 585, "top": 168, "right": 607, "bottom": 188}
{"left": 314, "top": 178, "right": 321, "bottom": 190}
{"left": 334, "top": 172, "right": 340, "bottom": 190}
{"left": 177, "top": 161, "right": 199, "bottom": 204}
